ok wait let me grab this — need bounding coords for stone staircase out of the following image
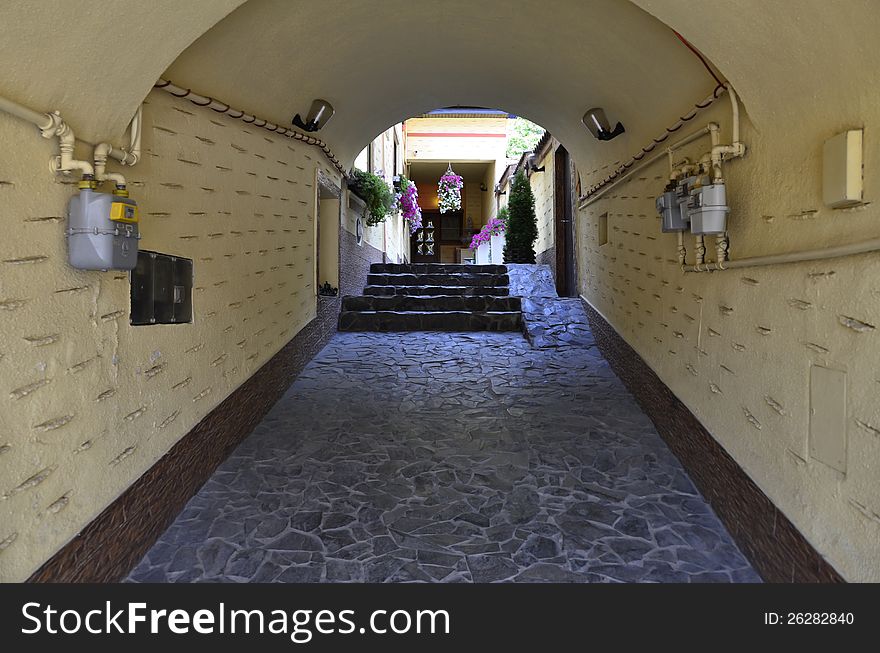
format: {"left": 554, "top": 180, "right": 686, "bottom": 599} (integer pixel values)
{"left": 338, "top": 263, "right": 522, "bottom": 332}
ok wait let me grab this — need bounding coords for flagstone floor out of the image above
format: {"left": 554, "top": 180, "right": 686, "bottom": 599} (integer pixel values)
{"left": 127, "top": 291, "right": 759, "bottom": 583}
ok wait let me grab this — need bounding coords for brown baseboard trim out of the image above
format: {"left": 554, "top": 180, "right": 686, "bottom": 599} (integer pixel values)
{"left": 28, "top": 297, "right": 341, "bottom": 583}
{"left": 581, "top": 299, "right": 844, "bottom": 583}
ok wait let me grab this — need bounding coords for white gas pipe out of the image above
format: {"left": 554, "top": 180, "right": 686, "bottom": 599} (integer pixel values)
{"left": 0, "top": 93, "right": 141, "bottom": 184}
{"left": 94, "top": 105, "right": 142, "bottom": 188}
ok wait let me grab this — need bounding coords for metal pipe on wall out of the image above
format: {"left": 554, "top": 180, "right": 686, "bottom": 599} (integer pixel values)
{"left": 684, "top": 238, "right": 880, "bottom": 272}
{"left": 580, "top": 124, "right": 714, "bottom": 208}
{"left": 0, "top": 93, "right": 141, "bottom": 180}
{"left": 0, "top": 95, "right": 55, "bottom": 132}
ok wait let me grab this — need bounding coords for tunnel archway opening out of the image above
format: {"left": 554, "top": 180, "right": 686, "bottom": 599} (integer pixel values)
{"left": 3, "top": 0, "right": 876, "bottom": 586}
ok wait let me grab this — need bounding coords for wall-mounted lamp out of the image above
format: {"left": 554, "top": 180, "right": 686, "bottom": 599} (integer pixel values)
{"left": 292, "top": 99, "right": 335, "bottom": 132}
{"left": 582, "top": 107, "right": 625, "bottom": 141}
{"left": 480, "top": 182, "right": 488, "bottom": 192}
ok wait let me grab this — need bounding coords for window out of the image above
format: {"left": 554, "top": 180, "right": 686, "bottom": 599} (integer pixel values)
{"left": 130, "top": 250, "right": 193, "bottom": 325}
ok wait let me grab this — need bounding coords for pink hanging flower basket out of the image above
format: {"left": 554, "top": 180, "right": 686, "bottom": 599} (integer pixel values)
{"left": 438, "top": 166, "right": 463, "bottom": 213}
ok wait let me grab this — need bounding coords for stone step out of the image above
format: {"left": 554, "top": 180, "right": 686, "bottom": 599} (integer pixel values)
{"left": 342, "top": 294, "right": 521, "bottom": 313}
{"left": 370, "top": 263, "right": 507, "bottom": 275}
{"left": 367, "top": 273, "right": 509, "bottom": 287}
{"left": 338, "top": 310, "right": 523, "bottom": 332}
{"left": 363, "top": 285, "right": 510, "bottom": 297}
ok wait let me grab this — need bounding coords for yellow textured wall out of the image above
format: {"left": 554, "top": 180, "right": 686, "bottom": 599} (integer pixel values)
{"left": 577, "top": 97, "right": 880, "bottom": 582}
{"left": 465, "top": 182, "right": 483, "bottom": 227}
{"left": 318, "top": 198, "right": 340, "bottom": 287}
{"left": 342, "top": 193, "right": 366, "bottom": 239}
{"left": 405, "top": 117, "right": 507, "bottom": 167}
{"left": 482, "top": 163, "right": 497, "bottom": 225}
{"left": 0, "top": 89, "right": 339, "bottom": 582}
{"left": 383, "top": 213, "right": 408, "bottom": 264}
{"left": 530, "top": 150, "right": 555, "bottom": 256}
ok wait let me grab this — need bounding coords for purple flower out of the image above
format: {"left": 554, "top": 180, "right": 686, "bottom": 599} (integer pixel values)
{"left": 397, "top": 178, "right": 423, "bottom": 233}
{"left": 468, "top": 216, "right": 506, "bottom": 250}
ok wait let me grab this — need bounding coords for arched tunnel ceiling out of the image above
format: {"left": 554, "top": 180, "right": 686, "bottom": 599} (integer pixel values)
{"left": 2, "top": 0, "right": 879, "bottom": 170}
{"left": 634, "top": 0, "right": 880, "bottom": 133}
{"left": 0, "top": 0, "right": 245, "bottom": 142}
{"left": 163, "top": 0, "right": 713, "bottom": 169}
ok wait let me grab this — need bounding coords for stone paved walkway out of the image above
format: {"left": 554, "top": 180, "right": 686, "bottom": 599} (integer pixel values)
{"left": 127, "top": 280, "right": 760, "bottom": 582}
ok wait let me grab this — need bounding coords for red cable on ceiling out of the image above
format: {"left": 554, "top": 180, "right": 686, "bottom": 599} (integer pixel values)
{"left": 672, "top": 30, "right": 726, "bottom": 90}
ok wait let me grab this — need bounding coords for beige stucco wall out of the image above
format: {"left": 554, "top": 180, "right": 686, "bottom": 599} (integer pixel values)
{"left": 0, "top": 88, "right": 340, "bottom": 582}
{"left": 577, "top": 95, "right": 880, "bottom": 582}
{"left": 318, "top": 198, "right": 341, "bottom": 287}
{"left": 482, "top": 163, "right": 497, "bottom": 225}
{"left": 342, "top": 193, "right": 363, "bottom": 243}
{"left": 465, "top": 182, "right": 483, "bottom": 228}
{"left": 383, "top": 213, "right": 408, "bottom": 265}
{"left": 530, "top": 150, "right": 555, "bottom": 257}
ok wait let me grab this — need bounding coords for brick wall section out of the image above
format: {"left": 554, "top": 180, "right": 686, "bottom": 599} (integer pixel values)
{"left": 339, "top": 227, "right": 384, "bottom": 297}
{"left": 28, "top": 296, "right": 341, "bottom": 583}
{"left": 582, "top": 299, "right": 844, "bottom": 583}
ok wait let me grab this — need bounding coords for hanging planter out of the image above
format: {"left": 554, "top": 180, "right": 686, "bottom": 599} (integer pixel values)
{"left": 397, "top": 175, "right": 423, "bottom": 233}
{"left": 348, "top": 169, "right": 394, "bottom": 226}
{"left": 438, "top": 164, "right": 463, "bottom": 213}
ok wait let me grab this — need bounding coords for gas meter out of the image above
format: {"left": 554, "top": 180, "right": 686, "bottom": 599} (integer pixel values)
{"left": 67, "top": 180, "right": 140, "bottom": 270}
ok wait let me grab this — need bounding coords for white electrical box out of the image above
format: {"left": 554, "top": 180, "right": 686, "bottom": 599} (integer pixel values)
{"left": 823, "top": 129, "right": 863, "bottom": 208}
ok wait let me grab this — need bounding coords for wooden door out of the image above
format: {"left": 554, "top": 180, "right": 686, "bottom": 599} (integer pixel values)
{"left": 411, "top": 209, "right": 467, "bottom": 263}
{"left": 554, "top": 146, "right": 575, "bottom": 296}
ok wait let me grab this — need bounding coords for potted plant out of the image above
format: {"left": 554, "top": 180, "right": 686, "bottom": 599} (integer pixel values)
{"left": 348, "top": 169, "right": 394, "bottom": 226}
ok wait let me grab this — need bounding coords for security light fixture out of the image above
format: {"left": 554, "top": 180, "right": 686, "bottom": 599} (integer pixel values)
{"left": 292, "top": 99, "right": 335, "bottom": 132}
{"left": 582, "top": 107, "right": 625, "bottom": 141}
